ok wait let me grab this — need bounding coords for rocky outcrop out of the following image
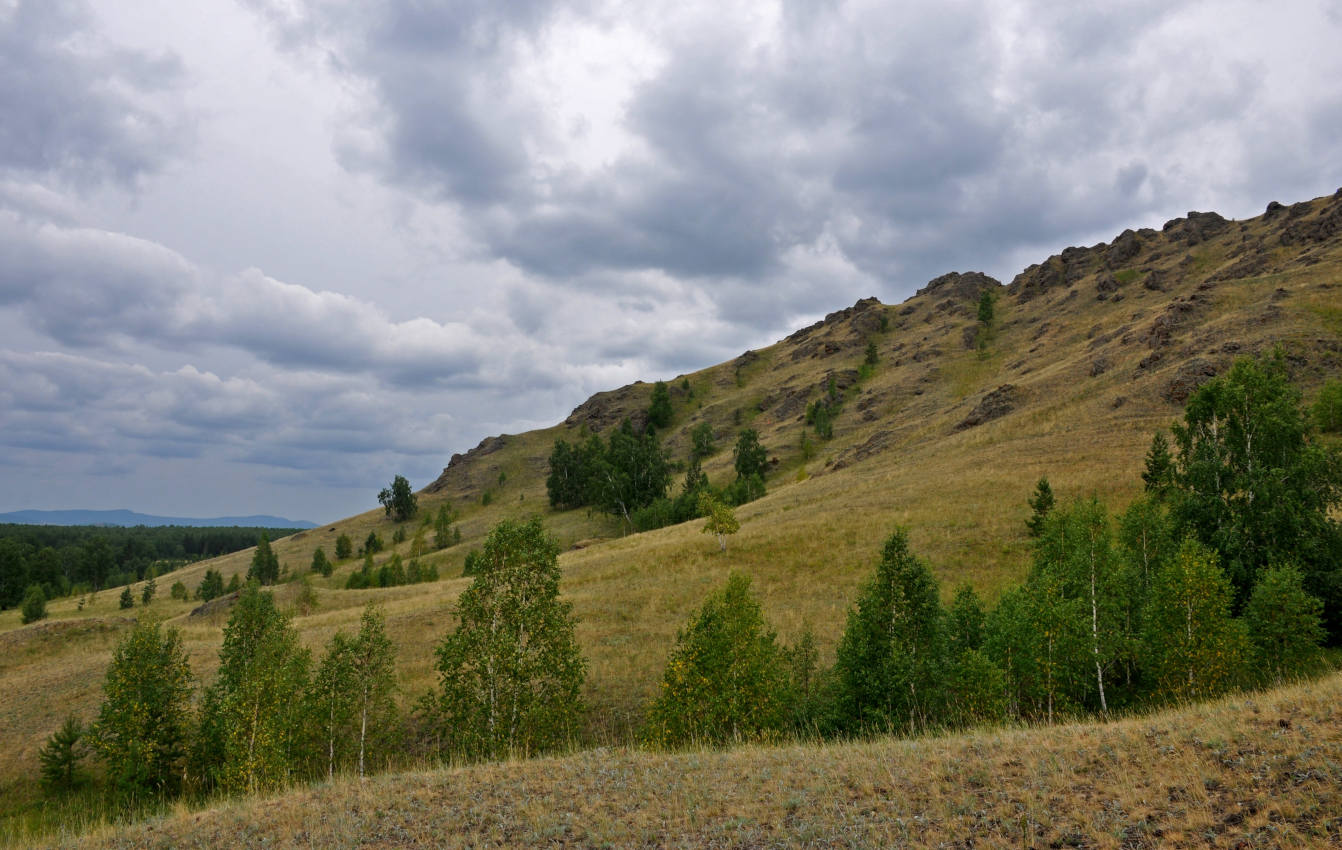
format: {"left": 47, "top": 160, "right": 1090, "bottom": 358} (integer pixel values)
{"left": 916, "top": 271, "right": 1002, "bottom": 302}
{"left": 1280, "top": 191, "right": 1342, "bottom": 246}
{"left": 1163, "top": 359, "right": 1219, "bottom": 404}
{"left": 955, "top": 385, "right": 1020, "bottom": 430}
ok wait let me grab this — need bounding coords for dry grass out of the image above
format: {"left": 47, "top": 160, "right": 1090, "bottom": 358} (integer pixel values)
{"left": 3, "top": 191, "right": 1342, "bottom": 843}
{"left": 55, "top": 673, "right": 1342, "bottom": 849}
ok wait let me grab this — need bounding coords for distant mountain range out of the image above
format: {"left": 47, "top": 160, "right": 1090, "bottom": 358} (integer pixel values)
{"left": 0, "top": 509, "right": 318, "bottom": 529}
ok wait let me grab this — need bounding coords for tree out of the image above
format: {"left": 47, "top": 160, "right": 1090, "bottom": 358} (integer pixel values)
{"left": 378, "top": 474, "right": 418, "bottom": 523}
{"left": 1142, "top": 539, "right": 1248, "bottom": 702}
{"left": 1314, "top": 378, "right": 1342, "bottom": 433}
{"left": 1169, "top": 351, "right": 1342, "bottom": 639}
{"left": 864, "top": 339, "right": 879, "bottom": 367}
{"left": 170, "top": 580, "right": 188, "bottom": 601}
{"left": 334, "top": 534, "right": 353, "bottom": 561}
{"left": 90, "top": 617, "right": 194, "bottom": 799}
{"left": 1243, "top": 563, "right": 1325, "bottom": 685}
{"left": 946, "top": 584, "right": 987, "bottom": 657}
{"left": 311, "top": 547, "right": 332, "bottom": 577}
{"left": 307, "top": 604, "right": 398, "bottom": 779}
{"left": 141, "top": 571, "right": 157, "bottom": 605}
{"left": 729, "top": 428, "right": 768, "bottom": 503}
{"left": 690, "top": 422, "right": 716, "bottom": 461}
{"left": 647, "top": 380, "right": 673, "bottom": 429}
{"left": 118, "top": 586, "right": 134, "bottom": 610}
{"left": 195, "top": 582, "right": 311, "bottom": 794}
{"left": 833, "top": 530, "right": 945, "bottom": 733}
{"left": 38, "top": 715, "right": 88, "bottom": 794}
{"left": 430, "top": 518, "right": 585, "bottom": 759}
{"left": 1142, "top": 432, "right": 1175, "bottom": 498}
{"left": 21, "top": 584, "right": 47, "bottom": 624}
{"left": 593, "top": 419, "right": 670, "bottom": 525}
{"left": 699, "top": 493, "right": 740, "bottom": 552}
{"left": 197, "top": 568, "right": 225, "bottom": 602}
{"left": 547, "top": 439, "right": 587, "bottom": 509}
{"left": 976, "top": 289, "right": 995, "bottom": 325}
{"left": 1025, "top": 476, "right": 1055, "bottom": 538}
{"left": 433, "top": 504, "right": 458, "bottom": 550}
{"left": 643, "top": 573, "right": 792, "bottom": 747}
{"left": 247, "top": 532, "right": 280, "bottom": 585}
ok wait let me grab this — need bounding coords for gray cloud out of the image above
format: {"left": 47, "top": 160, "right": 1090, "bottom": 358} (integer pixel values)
{"left": 0, "top": 0, "right": 188, "bottom": 186}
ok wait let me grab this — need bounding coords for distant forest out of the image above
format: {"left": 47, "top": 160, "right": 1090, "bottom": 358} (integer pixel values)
{"left": 0, "top": 524, "right": 300, "bottom": 609}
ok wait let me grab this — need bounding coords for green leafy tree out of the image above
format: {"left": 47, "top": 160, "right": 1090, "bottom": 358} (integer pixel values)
{"left": 946, "top": 584, "right": 987, "bottom": 657}
{"left": 141, "top": 571, "right": 157, "bottom": 605}
{"left": 699, "top": 492, "right": 740, "bottom": 552}
{"left": 1169, "top": 351, "right": 1342, "bottom": 639}
{"left": 364, "top": 531, "right": 383, "bottom": 555}
{"left": 547, "top": 439, "right": 587, "bottom": 509}
{"left": 1142, "top": 431, "right": 1176, "bottom": 499}
{"left": 311, "top": 547, "right": 332, "bottom": 577}
{"left": 433, "top": 503, "right": 458, "bottom": 549}
{"left": 833, "top": 530, "right": 945, "bottom": 733}
{"left": 170, "top": 580, "right": 188, "bottom": 601}
{"left": 378, "top": 474, "right": 418, "bottom": 522}
{"left": 306, "top": 604, "right": 398, "bottom": 779}
{"left": 334, "top": 534, "right": 353, "bottom": 561}
{"left": 643, "top": 573, "right": 792, "bottom": 747}
{"left": 944, "top": 649, "right": 1007, "bottom": 728}
{"left": 728, "top": 428, "right": 767, "bottom": 503}
{"left": 690, "top": 422, "right": 715, "bottom": 460}
{"left": 118, "top": 586, "right": 134, "bottom": 610}
{"left": 21, "top": 584, "right": 47, "bottom": 624}
{"left": 195, "top": 582, "right": 311, "bottom": 794}
{"left": 1142, "top": 539, "right": 1248, "bottom": 702}
{"left": 1313, "top": 378, "right": 1342, "bottom": 433}
{"left": 976, "top": 288, "right": 996, "bottom": 324}
{"left": 1243, "top": 563, "right": 1325, "bottom": 685}
{"left": 197, "top": 569, "right": 225, "bottom": 602}
{"left": 308, "top": 631, "right": 356, "bottom": 780}
{"left": 38, "top": 715, "right": 88, "bottom": 794}
{"left": 647, "top": 380, "right": 673, "bottom": 430}
{"left": 430, "top": 518, "right": 585, "bottom": 759}
{"left": 91, "top": 618, "right": 194, "bottom": 799}
{"left": 1025, "top": 476, "right": 1055, "bottom": 538}
{"left": 864, "top": 339, "right": 879, "bottom": 367}
{"left": 593, "top": 419, "right": 670, "bottom": 525}
{"left": 247, "top": 532, "right": 280, "bottom": 585}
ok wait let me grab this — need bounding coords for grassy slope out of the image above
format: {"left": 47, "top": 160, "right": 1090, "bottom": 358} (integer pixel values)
{"left": 3, "top": 189, "right": 1341, "bottom": 842}
{"left": 64, "top": 673, "right": 1342, "bottom": 849}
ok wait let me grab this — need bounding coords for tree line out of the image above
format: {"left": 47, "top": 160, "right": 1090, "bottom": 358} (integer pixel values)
{"left": 1, "top": 525, "right": 301, "bottom": 611}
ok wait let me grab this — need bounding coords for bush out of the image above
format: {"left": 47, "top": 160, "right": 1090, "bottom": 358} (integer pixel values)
{"left": 334, "top": 534, "right": 353, "bottom": 561}
{"left": 118, "top": 586, "right": 134, "bottom": 610}
{"left": 1315, "top": 379, "right": 1342, "bottom": 433}
{"left": 38, "top": 715, "right": 88, "bottom": 793}
{"left": 170, "top": 581, "right": 189, "bottom": 601}
{"left": 643, "top": 573, "right": 792, "bottom": 748}
{"left": 197, "top": 569, "right": 225, "bottom": 602}
{"left": 21, "top": 584, "right": 47, "bottom": 624}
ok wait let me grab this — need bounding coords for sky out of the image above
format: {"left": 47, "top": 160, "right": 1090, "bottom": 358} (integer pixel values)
{"left": 2, "top": 0, "right": 1341, "bottom": 524}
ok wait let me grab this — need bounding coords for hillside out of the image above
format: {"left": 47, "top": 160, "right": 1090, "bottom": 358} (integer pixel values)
{"left": 61, "top": 672, "right": 1342, "bottom": 848}
{"left": 2, "top": 187, "right": 1341, "bottom": 840}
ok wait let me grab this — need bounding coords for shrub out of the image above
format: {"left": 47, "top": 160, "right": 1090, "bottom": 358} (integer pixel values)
{"left": 21, "top": 584, "right": 47, "bottom": 624}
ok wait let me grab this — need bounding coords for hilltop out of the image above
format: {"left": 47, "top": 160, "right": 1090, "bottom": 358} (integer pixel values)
{"left": 2, "top": 187, "right": 1341, "bottom": 844}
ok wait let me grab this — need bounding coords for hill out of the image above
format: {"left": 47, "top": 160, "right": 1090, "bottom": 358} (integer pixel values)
{"left": 2, "top": 187, "right": 1341, "bottom": 843}
{"left": 0, "top": 510, "right": 316, "bottom": 529}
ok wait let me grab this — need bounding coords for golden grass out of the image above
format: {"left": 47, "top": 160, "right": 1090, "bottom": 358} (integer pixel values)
{"left": 54, "top": 672, "right": 1342, "bottom": 849}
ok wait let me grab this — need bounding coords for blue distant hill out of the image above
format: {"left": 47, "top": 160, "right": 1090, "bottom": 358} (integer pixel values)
{"left": 0, "top": 509, "right": 318, "bottom": 529}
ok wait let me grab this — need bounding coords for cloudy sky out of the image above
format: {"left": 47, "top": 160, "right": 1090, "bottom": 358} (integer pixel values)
{"left": 2, "top": 0, "right": 1340, "bottom": 523}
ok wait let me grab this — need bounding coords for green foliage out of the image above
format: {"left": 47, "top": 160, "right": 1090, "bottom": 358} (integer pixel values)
{"left": 140, "top": 572, "right": 156, "bottom": 605}
{"left": 1024, "top": 476, "right": 1054, "bottom": 538}
{"left": 1243, "top": 563, "right": 1325, "bottom": 685}
{"left": 293, "top": 575, "right": 319, "bottom": 615}
{"left": 334, "top": 534, "right": 353, "bottom": 561}
{"left": 1142, "top": 539, "right": 1248, "bottom": 702}
{"left": 592, "top": 419, "right": 671, "bottom": 523}
{"left": 1169, "top": 351, "right": 1342, "bottom": 639}
{"left": 38, "top": 715, "right": 88, "bottom": 794}
{"left": 461, "top": 549, "right": 483, "bottom": 577}
{"left": 733, "top": 428, "right": 768, "bottom": 480}
{"left": 833, "top": 530, "right": 945, "bottom": 733}
{"left": 643, "top": 573, "right": 792, "bottom": 748}
{"left": 196, "top": 568, "right": 225, "bottom": 602}
{"left": 430, "top": 518, "right": 585, "bottom": 760}
{"left": 378, "top": 474, "right": 418, "bottom": 523}
{"left": 91, "top": 618, "right": 194, "bottom": 800}
{"left": 21, "top": 583, "right": 47, "bottom": 624}
{"left": 118, "top": 586, "right": 134, "bottom": 610}
{"left": 306, "top": 605, "right": 398, "bottom": 779}
{"left": 944, "top": 649, "right": 1007, "bottom": 728}
{"left": 690, "top": 422, "right": 715, "bottom": 461}
{"left": 864, "top": 340, "right": 879, "bottom": 367}
{"left": 946, "top": 584, "right": 986, "bottom": 657}
{"left": 1314, "top": 378, "right": 1342, "bottom": 433}
{"left": 195, "top": 582, "right": 310, "bottom": 794}
{"left": 247, "top": 533, "right": 280, "bottom": 585}
{"left": 364, "top": 531, "right": 383, "bottom": 555}
{"left": 1141, "top": 432, "right": 1175, "bottom": 498}
{"left": 310, "top": 547, "right": 332, "bottom": 577}
{"left": 225, "top": 573, "right": 241, "bottom": 593}
{"left": 976, "top": 289, "right": 996, "bottom": 325}
{"left": 698, "top": 492, "right": 740, "bottom": 552}
{"left": 806, "top": 398, "right": 835, "bottom": 439}
{"left": 647, "top": 380, "right": 673, "bottom": 429}
{"left": 433, "top": 503, "right": 458, "bottom": 550}
{"left": 169, "top": 580, "right": 188, "bottom": 601}
{"left": 391, "top": 525, "right": 407, "bottom": 545}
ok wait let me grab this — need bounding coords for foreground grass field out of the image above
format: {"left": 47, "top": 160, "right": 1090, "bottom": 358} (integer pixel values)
{"left": 50, "top": 672, "right": 1342, "bottom": 849}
